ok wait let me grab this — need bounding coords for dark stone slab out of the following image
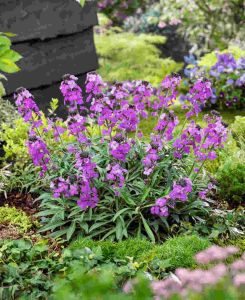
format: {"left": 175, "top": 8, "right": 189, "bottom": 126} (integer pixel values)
{"left": 7, "top": 73, "right": 88, "bottom": 117}
{"left": 4, "top": 28, "right": 98, "bottom": 95}
{"left": 157, "top": 26, "right": 190, "bottom": 62}
{"left": 0, "top": 0, "right": 98, "bottom": 43}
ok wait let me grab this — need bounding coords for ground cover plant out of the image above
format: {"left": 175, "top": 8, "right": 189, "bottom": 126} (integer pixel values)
{"left": 12, "top": 72, "right": 233, "bottom": 243}
{"left": 95, "top": 25, "right": 182, "bottom": 85}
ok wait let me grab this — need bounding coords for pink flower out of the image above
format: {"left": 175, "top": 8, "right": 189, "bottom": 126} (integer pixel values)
{"left": 233, "top": 273, "right": 245, "bottom": 287}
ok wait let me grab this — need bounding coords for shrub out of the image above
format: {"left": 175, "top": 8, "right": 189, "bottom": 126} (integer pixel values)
{"left": 231, "top": 116, "right": 245, "bottom": 146}
{"left": 95, "top": 29, "right": 182, "bottom": 85}
{"left": 0, "top": 118, "right": 29, "bottom": 166}
{"left": 216, "top": 159, "right": 245, "bottom": 205}
{"left": 123, "top": 0, "right": 244, "bottom": 53}
{"left": 183, "top": 49, "right": 245, "bottom": 109}
{"left": 71, "top": 235, "right": 210, "bottom": 272}
{"left": 15, "top": 73, "right": 229, "bottom": 242}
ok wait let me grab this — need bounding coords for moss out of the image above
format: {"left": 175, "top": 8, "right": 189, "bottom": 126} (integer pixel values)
{"left": 150, "top": 235, "right": 211, "bottom": 270}
{"left": 71, "top": 235, "right": 210, "bottom": 271}
{"left": 0, "top": 205, "right": 34, "bottom": 233}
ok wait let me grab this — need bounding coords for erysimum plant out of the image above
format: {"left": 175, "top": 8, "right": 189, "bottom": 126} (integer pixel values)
{"left": 14, "top": 73, "right": 228, "bottom": 242}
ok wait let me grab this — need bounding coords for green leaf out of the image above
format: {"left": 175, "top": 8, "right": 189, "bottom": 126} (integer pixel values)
{"left": 38, "top": 221, "right": 68, "bottom": 232}
{"left": 14, "top": 239, "right": 32, "bottom": 250}
{"left": 115, "top": 219, "right": 123, "bottom": 241}
{"left": 89, "top": 221, "right": 109, "bottom": 233}
{"left": 79, "top": 0, "right": 86, "bottom": 7}
{"left": 0, "top": 36, "right": 11, "bottom": 47}
{"left": 112, "top": 208, "right": 131, "bottom": 222}
{"left": 0, "top": 49, "right": 22, "bottom": 62}
{"left": 0, "top": 32, "right": 17, "bottom": 37}
{"left": 66, "top": 221, "right": 76, "bottom": 241}
{"left": 0, "top": 58, "right": 20, "bottom": 73}
{"left": 141, "top": 214, "right": 155, "bottom": 243}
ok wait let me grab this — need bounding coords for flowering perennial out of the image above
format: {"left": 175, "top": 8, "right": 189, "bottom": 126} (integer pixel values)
{"left": 15, "top": 72, "right": 229, "bottom": 215}
{"left": 184, "top": 52, "right": 245, "bottom": 109}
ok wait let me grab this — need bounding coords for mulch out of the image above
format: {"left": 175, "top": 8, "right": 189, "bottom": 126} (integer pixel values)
{"left": 0, "top": 192, "right": 40, "bottom": 240}
{"left": 0, "top": 192, "right": 39, "bottom": 215}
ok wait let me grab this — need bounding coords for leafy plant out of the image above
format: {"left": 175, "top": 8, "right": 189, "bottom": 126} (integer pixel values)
{"left": 217, "top": 160, "right": 245, "bottom": 206}
{"left": 95, "top": 29, "right": 182, "bottom": 85}
{"left": 0, "top": 238, "right": 148, "bottom": 299}
{"left": 0, "top": 97, "right": 18, "bottom": 125}
{"left": 0, "top": 164, "right": 11, "bottom": 197}
{"left": 124, "top": 0, "right": 244, "bottom": 53}
{"left": 15, "top": 73, "right": 229, "bottom": 242}
{"left": 0, "top": 32, "right": 22, "bottom": 97}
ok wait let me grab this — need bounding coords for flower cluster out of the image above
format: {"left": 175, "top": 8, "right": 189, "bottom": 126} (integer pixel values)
{"left": 27, "top": 136, "right": 50, "bottom": 177}
{"left": 124, "top": 246, "right": 245, "bottom": 299}
{"left": 16, "top": 72, "right": 229, "bottom": 217}
{"left": 14, "top": 87, "right": 42, "bottom": 127}
{"left": 14, "top": 88, "right": 50, "bottom": 177}
{"left": 182, "top": 79, "right": 212, "bottom": 118}
{"left": 173, "top": 112, "right": 228, "bottom": 162}
{"left": 184, "top": 52, "right": 245, "bottom": 109}
{"left": 106, "top": 163, "right": 127, "bottom": 195}
{"left": 151, "top": 178, "right": 192, "bottom": 217}
{"left": 60, "top": 74, "right": 84, "bottom": 113}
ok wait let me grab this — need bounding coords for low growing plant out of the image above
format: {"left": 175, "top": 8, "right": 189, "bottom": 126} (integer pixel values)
{"left": 95, "top": 29, "right": 182, "bottom": 85}
{"left": 71, "top": 235, "right": 210, "bottom": 273}
{"left": 0, "top": 205, "right": 34, "bottom": 233}
{"left": 13, "top": 73, "right": 230, "bottom": 242}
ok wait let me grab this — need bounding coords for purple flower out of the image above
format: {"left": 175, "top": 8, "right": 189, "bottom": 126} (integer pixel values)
{"left": 109, "top": 137, "right": 131, "bottom": 162}
{"left": 60, "top": 74, "right": 84, "bottom": 112}
{"left": 154, "top": 111, "right": 179, "bottom": 141}
{"left": 14, "top": 87, "right": 42, "bottom": 127}
{"left": 77, "top": 182, "right": 99, "bottom": 209}
{"left": 27, "top": 136, "right": 50, "bottom": 177}
{"left": 106, "top": 163, "right": 127, "bottom": 194}
{"left": 169, "top": 178, "right": 193, "bottom": 202}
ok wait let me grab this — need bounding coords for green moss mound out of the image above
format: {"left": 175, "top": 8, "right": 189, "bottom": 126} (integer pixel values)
{"left": 71, "top": 235, "right": 210, "bottom": 271}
